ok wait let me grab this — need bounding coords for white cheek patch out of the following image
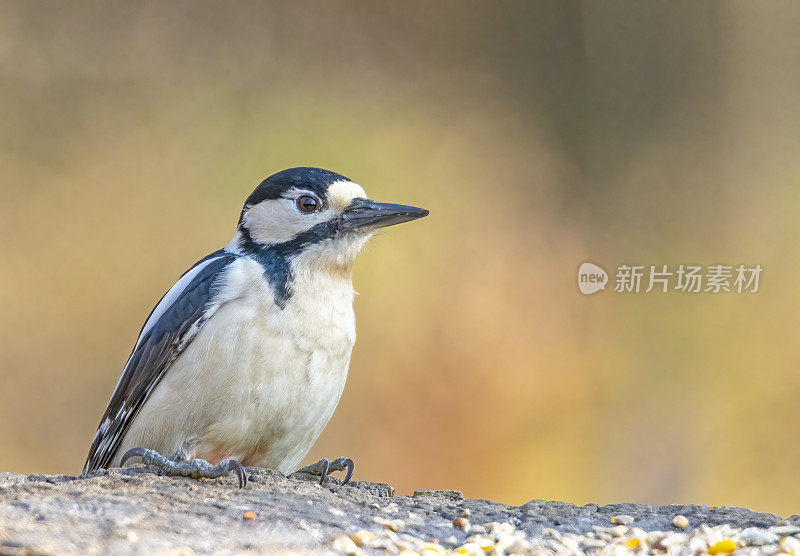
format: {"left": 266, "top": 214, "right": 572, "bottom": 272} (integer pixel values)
{"left": 327, "top": 180, "right": 367, "bottom": 213}
{"left": 243, "top": 198, "right": 326, "bottom": 244}
{"left": 242, "top": 181, "right": 367, "bottom": 246}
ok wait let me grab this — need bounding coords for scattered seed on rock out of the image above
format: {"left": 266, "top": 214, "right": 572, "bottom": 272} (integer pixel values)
{"left": 332, "top": 535, "right": 361, "bottom": 555}
{"left": 243, "top": 511, "right": 257, "bottom": 521}
{"left": 420, "top": 542, "right": 446, "bottom": 556}
{"left": 381, "top": 502, "right": 399, "bottom": 514}
{"left": 708, "top": 538, "right": 737, "bottom": 554}
{"left": 612, "top": 514, "right": 634, "bottom": 525}
{"left": 541, "top": 527, "right": 561, "bottom": 539}
{"left": 781, "top": 536, "right": 800, "bottom": 552}
{"left": 488, "top": 521, "right": 515, "bottom": 537}
{"left": 769, "top": 525, "right": 800, "bottom": 536}
{"left": 672, "top": 514, "right": 689, "bottom": 528}
{"left": 349, "top": 530, "right": 375, "bottom": 547}
{"left": 454, "top": 541, "right": 482, "bottom": 555}
{"left": 372, "top": 516, "right": 404, "bottom": 532}
{"left": 613, "top": 524, "right": 629, "bottom": 537}
{"left": 330, "top": 515, "right": 800, "bottom": 555}
{"left": 687, "top": 537, "right": 709, "bottom": 553}
{"left": 646, "top": 530, "right": 665, "bottom": 545}
{"left": 740, "top": 527, "right": 779, "bottom": 546}
{"left": 467, "top": 536, "right": 495, "bottom": 552}
{"left": 581, "top": 537, "right": 606, "bottom": 549}
{"left": 659, "top": 532, "right": 688, "bottom": 548}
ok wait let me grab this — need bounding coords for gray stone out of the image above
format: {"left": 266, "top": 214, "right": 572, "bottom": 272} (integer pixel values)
{"left": 0, "top": 466, "right": 789, "bottom": 554}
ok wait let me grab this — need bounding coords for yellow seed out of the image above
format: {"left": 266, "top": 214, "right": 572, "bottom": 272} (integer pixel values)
{"left": 372, "top": 516, "right": 404, "bottom": 532}
{"left": 473, "top": 536, "right": 495, "bottom": 551}
{"left": 625, "top": 538, "right": 641, "bottom": 549}
{"left": 672, "top": 515, "right": 689, "bottom": 528}
{"left": 332, "top": 535, "right": 361, "bottom": 556}
{"left": 708, "top": 539, "right": 736, "bottom": 554}
{"left": 421, "top": 543, "right": 447, "bottom": 555}
{"left": 349, "top": 530, "right": 375, "bottom": 547}
{"left": 243, "top": 511, "right": 257, "bottom": 521}
{"left": 454, "top": 543, "right": 482, "bottom": 555}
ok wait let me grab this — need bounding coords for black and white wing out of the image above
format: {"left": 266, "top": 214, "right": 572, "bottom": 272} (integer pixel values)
{"left": 83, "top": 251, "right": 236, "bottom": 473}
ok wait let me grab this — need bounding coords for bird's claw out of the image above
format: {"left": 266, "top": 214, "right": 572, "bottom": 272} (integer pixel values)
{"left": 296, "top": 456, "right": 355, "bottom": 486}
{"left": 120, "top": 447, "right": 153, "bottom": 467}
{"left": 219, "top": 459, "right": 248, "bottom": 489}
{"left": 120, "top": 447, "right": 247, "bottom": 488}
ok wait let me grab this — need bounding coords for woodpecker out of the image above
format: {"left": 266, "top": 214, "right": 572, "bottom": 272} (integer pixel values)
{"left": 83, "top": 167, "right": 428, "bottom": 488}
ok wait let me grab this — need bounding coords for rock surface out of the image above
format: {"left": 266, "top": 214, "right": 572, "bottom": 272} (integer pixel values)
{"left": 0, "top": 466, "right": 793, "bottom": 554}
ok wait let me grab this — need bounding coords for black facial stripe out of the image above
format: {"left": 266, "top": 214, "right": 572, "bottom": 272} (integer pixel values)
{"left": 270, "top": 219, "right": 341, "bottom": 257}
{"left": 246, "top": 249, "right": 292, "bottom": 309}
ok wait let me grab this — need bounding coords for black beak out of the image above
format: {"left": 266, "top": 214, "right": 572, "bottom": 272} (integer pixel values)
{"left": 341, "top": 198, "right": 429, "bottom": 231}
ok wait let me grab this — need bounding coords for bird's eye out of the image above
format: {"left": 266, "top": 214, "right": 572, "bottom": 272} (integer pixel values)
{"left": 296, "top": 195, "right": 319, "bottom": 214}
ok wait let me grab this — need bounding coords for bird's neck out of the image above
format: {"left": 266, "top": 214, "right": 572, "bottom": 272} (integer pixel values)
{"left": 226, "top": 228, "right": 360, "bottom": 309}
{"left": 226, "top": 229, "right": 246, "bottom": 253}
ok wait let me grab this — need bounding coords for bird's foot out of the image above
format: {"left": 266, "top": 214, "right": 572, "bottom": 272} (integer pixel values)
{"left": 295, "top": 456, "right": 354, "bottom": 485}
{"left": 120, "top": 447, "right": 247, "bottom": 488}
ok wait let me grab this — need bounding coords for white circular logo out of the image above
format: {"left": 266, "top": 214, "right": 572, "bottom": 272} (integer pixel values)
{"left": 578, "top": 262, "right": 608, "bottom": 295}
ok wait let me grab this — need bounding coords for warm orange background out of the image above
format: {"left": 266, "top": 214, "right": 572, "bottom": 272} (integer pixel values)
{"left": 1, "top": 2, "right": 799, "bottom": 516}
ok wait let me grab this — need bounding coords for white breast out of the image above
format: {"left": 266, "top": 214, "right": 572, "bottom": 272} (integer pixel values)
{"left": 116, "top": 256, "right": 357, "bottom": 473}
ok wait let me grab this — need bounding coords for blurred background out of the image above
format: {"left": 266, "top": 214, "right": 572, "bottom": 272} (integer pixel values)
{"left": 1, "top": 1, "right": 799, "bottom": 515}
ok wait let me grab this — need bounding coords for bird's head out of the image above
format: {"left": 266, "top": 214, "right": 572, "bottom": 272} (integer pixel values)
{"left": 230, "top": 167, "right": 428, "bottom": 274}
